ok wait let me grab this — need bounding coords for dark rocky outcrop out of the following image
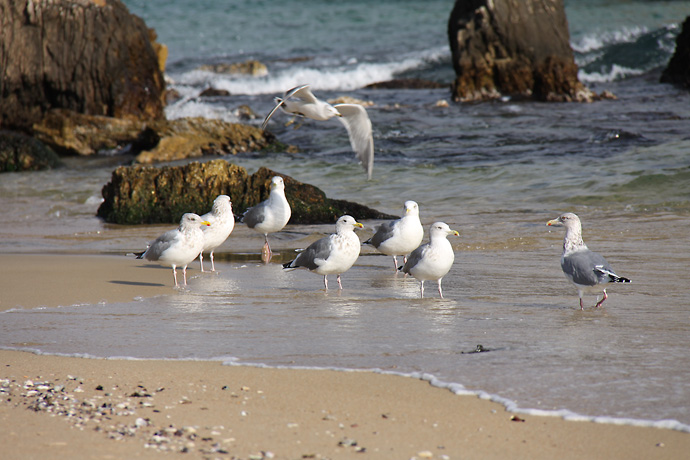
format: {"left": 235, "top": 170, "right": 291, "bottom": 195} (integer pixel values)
{"left": 97, "top": 160, "right": 394, "bottom": 225}
{"left": 0, "top": 0, "right": 166, "bottom": 132}
{"left": 447, "top": 0, "right": 595, "bottom": 102}
{"left": 0, "top": 131, "right": 61, "bottom": 172}
{"left": 32, "top": 110, "right": 288, "bottom": 161}
{"left": 661, "top": 16, "right": 690, "bottom": 89}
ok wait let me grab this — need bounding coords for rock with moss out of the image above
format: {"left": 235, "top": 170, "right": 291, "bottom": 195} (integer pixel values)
{"left": 0, "top": 131, "right": 62, "bottom": 172}
{"left": 97, "top": 160, "right": 394, "bottom": 225}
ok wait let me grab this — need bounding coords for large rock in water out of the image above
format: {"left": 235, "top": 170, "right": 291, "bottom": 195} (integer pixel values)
{"left": 661, "top": 16, "right": 690, "bottom": 89}
{"left": 0, "top": 0, "right": 166, "bottom": 132}
{"left": 97, "top": 160, "right": 394, "bottom": 225}
{"left": 447, "top": 0, "right": 594, "bottom": 102}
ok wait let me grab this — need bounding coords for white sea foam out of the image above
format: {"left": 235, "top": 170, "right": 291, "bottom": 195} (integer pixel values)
{"left": 578, "top": 64, "right": 644, "bottom": 83}
{"left": 571, "top": 26, "right": 649, "bottom": 54}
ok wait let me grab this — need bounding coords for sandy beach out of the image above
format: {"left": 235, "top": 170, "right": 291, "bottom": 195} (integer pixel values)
{"left": 0, "top": 254, "right": 688, "bottom": 459}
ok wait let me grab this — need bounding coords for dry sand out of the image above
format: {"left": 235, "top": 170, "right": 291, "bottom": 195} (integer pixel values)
{"left": 1, "top": 254, "right": 688, "bottom": 459}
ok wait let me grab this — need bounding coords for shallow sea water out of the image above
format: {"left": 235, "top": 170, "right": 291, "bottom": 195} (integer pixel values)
{"left": 1, "top": 0, "right": 690, "bottom": 431}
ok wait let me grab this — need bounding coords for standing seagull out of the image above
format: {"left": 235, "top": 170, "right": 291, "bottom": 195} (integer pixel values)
{"left": 199, "top": 195, "right": 235, "bottom": 272}
{"left": 242, "top": 176, "right": 291, "bottom": 259}
{"left": 401, "top": 222, "right": 459, "bottom": 299}
{"left": 135, "top": 213, "right": 211, "bottom": 288}
{"left": 261, "top": 84, "right": 374, "bottom": 179}
{"left": 283, "top": 215, "right": 364, "bottom": 290}
{"left": 364, "top": 200, "right": 424, "bottom": 271}
{"left": 547, "top": 212, "right": 631, "bottom": 310}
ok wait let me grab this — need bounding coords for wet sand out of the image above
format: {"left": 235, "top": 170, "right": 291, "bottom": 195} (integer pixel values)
{"left": 1, "top": 254, "right": 689, "bottom": 459}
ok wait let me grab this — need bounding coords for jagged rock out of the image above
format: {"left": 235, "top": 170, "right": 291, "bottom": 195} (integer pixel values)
{"left": 0, "top": 0, "right": 166, "bottom": 132}
{"left": 447, "top": 0, "right": 595, "bottom": 102}
{"left": 0, "top": 131, "right": 62, "bottom": 172}
{"left": 661, "top": 16, "right": 690, "bottom": 89}
{"left": 97, "top": 160, "right": 394, "bottom": 225}
{"left": 199, "top": 60, "right": 268, "bottom": 77}
{"left": 32, "top": 111, "right": 286, "bottom": 160}
{"left": 33, "top": 109, "right": 146, "bottom": 156}
{"left": 134, "top": 118, "right": 280, "bottom": 164}
{"left": 199, "top": 88, "right": 231, "bottom": 97}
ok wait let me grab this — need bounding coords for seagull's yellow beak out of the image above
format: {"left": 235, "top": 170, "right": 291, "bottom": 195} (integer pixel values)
{"left": 546, "top": 219, "right": 558, "bottom": 226}
{"left": 201, "top": 221, "right": 211, "bottom": 226}
{"left": 450, "top": 230, "right": 459, "bottom": 236}
{"left": 354, "top": 222, "right": 364, "bottom": 229}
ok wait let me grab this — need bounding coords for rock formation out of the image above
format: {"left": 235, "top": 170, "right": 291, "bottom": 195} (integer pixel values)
{"left": 661, "top": 16, "right": 690, "bottom": 89}
{"left": 97, "top": 160, "right": 394, "bottom": 225}
{"left": 0, "top": 0, "right": 166, "bottom": 132}
{"left": 447, "top": 0, "right": 594, "bottom": 102}
{"left": 0, "top": 131, "right": 62, "bottom": 172}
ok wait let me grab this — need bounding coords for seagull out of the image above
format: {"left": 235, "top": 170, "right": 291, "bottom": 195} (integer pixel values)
{"left": 547, "top": 212, "right": 631, "bottom": 310}
{"left": 261, "top": 84, "right": 374, "bottom": 179}
{"left": 199, "top": 195, "right": 235, "bottom": 272}
{"left": 135, "top": 213, "right": 211, "bottom": 288}
{"left": 283, "top": 215, "right": 364, "bottom": 290}
{"left": 364, "top": 200, "right": 424, "bottom": 271}
{"left": 242, "top": 176, "right": 291, "bottom": 259}
{"left": 400, "top": 222, "right": 459, "bottom": 299}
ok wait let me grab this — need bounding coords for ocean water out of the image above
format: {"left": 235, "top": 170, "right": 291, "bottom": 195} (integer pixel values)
{"left": 1, "top": 0, "right": 690, "bottom": 430}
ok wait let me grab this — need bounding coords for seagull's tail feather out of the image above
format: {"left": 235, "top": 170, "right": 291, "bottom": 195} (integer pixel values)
{"left": 595, "top": 267, "right": 631, "bottom": 283}
{"left": 131, "top": 251, "right": 146, "bottom": 259}
{"left": 282, "top": 260, "right": 295, "bottom": 270}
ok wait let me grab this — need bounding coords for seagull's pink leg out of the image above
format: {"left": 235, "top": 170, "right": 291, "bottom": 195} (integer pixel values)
{"left": 210, "top": 251, "right": 216, "bottom": 272}
{"left": 420, "top": 280, "right": 425, "bottom": 298}
{"left": 182, "top": 265, "right": 188, "bottom": 286}
{"left": 337, "top": 274, "right": 343, "bottom": 290}
{"left": 392, "top": 255, "right": 398, "bottom": 271}
{"left": 438, "top": 279, "right": 444, "bottom": 299}
{"left": 579, "top": 297, "right": 584, "bottom": 311}
{"left": 595, "top": 290, "right": 608, "bottom": 308}
{"left": 172, "top": 266, "right": 179, "bottom": 288}
{"left": 323, "top": 275, "right": 328, "bottom": 290}
{"left": 199, "top": 253, "right": 205, "bottom": 272}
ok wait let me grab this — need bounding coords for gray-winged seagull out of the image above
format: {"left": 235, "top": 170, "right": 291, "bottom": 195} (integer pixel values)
{"left": 364, "top": 200, "right": 424, "bottom": 271}
{"left": 242, "top": 176, "right": 291, "bottom": 260}
{"left": 136, "top": 213, "right": 210, "bottom": 287}
{"left": 283, "top": 215, "right": 364, "bottom": 290}
{"left": 400, "top": 222, "right": 459, "bottom": 299}
{"left": 547, "top": 212, "right": 631, "bottom": 310}
{"left": 199, "top": 195, "right": 235, "bottom": 272}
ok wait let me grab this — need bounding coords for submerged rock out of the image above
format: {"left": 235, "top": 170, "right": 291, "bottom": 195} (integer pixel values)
{"left": 199, "top": 60, "right": 268, "bottom": 77}
{"left": 98, "top": 160, "right": 394, "bottom": 225}
{"left": 447, "top": 0, "right": 595, "bottom": 102}
{"left": 661, "top": 16, "right": 690, "bottom": 89}
{"left": 0, "top": 131, "right": 62, "bottom": 172}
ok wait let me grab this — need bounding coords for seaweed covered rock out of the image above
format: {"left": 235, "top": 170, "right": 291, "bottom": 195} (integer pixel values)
{"left": 0, "top": 0, "right": 166, "bottom": 132}
{"left": 447, "top": 0, "right": 595, "bottom": 102}
{"left": 661, "top": 16, "right": 690, "bottom": 89}
{"left": 0, "top": 131, "right": 62, "bottom": 172}
{"left": 98, "top": 160, "right": 394, "bottom": 225}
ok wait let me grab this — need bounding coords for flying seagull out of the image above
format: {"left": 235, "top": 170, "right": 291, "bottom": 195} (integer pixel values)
{"left": 262, "top": 84, "right": 374, "bottom": 179}
{"left": 283, "top": 215, "right": 364, "bottom": 290}
{"left": 135, "top": 213, "right": 211, "bottom": 288}
{"left": 400, "top": 222, "right": 459, "bottom": 299}
{"left": 547, "top": 212, "right": 631, "bottom": 310}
